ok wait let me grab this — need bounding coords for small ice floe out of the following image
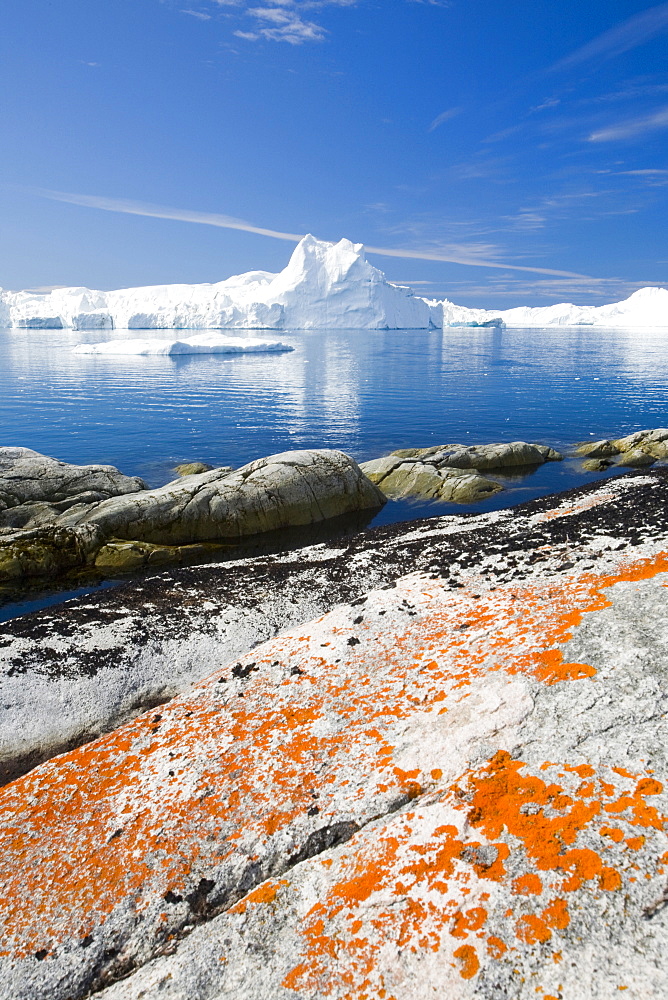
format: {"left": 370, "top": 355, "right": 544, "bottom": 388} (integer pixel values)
{"left": 73, "top": 333, "right": 294, "bottom": 356}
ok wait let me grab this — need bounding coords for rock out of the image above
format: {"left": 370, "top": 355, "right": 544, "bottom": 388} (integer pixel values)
{"left": 0, "top": 524, "right": 93, "bottom": 582}
{"left": 174, "top": 462, "right": 215, "bottom": 477}
{"left": 582, "top": 458, "right": 612, "bottom": 472}
{"left": 614, "top": 449, "right": 656, "bottom": 468}
{"left": 93, "top": 540, "right": 167, "bottom": 573}
{"left": 1, "top": 470, "right": 667, "bottom": 999}
{"left": 0, "top": 447, "right": 146, "bottom": 529}
{"left": 577, "top": 429, "right": 668, "bottom": 465}
{"left": 73, "top": 452, "right": 378, "bottom": 543}
{"left": 361, "top": 441, "right": 562, "bottom": 504}
{"left": 574, "top": 439, "right": 621, "bottom": 458}
{"left": 59, "top": 449, "right": 384, "bottom": 546}
{"left": 93, "top": 539, "right": 229, "bottom": 574}
{"left": 390, "top": 441, "right": 563, "bottom": 470}
{"left": 0, "top": 450, "right": 385, "bottom": 582}
{"left": 368, "top": 461, "right": 502, "bottom": 503}
{"left": 612, "top": 428, "right": 668, "bottom": 462}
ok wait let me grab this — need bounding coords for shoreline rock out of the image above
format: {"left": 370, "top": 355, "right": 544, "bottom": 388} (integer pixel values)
{"left": 361, "top": 440, "right": 563, "bottom": 503}
{"left": 0, "top": 447, "right": 146, "bottom": 530}
{"left": 576, "top": 427, "right": 668, "bottom": 469}
{"left": 0, "top": 449, "right": 385, "bottom": 583}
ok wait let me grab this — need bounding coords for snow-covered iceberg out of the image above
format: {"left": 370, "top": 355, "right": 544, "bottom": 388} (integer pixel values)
{"left": 496, "top": 286, "right": 668, "bottom": 329}
{"left": 73, "top": 334, "right": 293, "bottom": 356}
{"left": 1, "top": 235, "right": 667, "bottom": 331}
{"left": 1, "top": 237, "right": 435, "bottom": 332}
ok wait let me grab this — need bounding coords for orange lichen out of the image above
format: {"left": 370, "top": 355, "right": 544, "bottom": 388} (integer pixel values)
{"left": 599, "top": 868, "right": 622, "bottom": 891}
{"left": 0, "top": 545, "right": 666, "bottom": 986}
{"left": 513, "top": 874, "right": 543, "bottom": 896}
{"left": 487, "top": 936, "right": 507, "bottom": 958}
{"left": 600, "top": 826, "right": 625, "bottom": 843}
{"left": 453, "top": 944, "right": 480, "bottom": 979}
{"left": 230, "top": 879, "right": 288, "bottom": 914}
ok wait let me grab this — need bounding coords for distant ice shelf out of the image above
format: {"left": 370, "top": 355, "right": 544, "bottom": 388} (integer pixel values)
{"left": 73, "top": 334, "right": 294, "bottom": 356}
{"left": 1, "top": 235, "right": 666, "bottom": 331}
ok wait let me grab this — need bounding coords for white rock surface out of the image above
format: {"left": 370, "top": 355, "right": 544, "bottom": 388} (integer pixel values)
{"left": 73, "top": 333, "right": 294, "bottom": 356}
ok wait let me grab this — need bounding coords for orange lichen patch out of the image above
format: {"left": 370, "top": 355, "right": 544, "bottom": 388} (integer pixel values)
{"left": 453, "top": 944, "right": 480, "bottom": 979}
{"left": 450, "top": 907, "right": 487, "bottom": 938}
{"left": 534, "top": 491, "right": 616, "bottom": 522}
{"left": 541, "top": 898, "right": 569, "bottom": 930}
{"left": 600, "top": 826, "right": 625, "bottom": 843}
{"left": 231, "top": 879, "right": 289, "bottom": 914}
{"left": 516, "top": 913, "right": 552, "bottom": 944}
{"left": 599, "top": 868, "right": 622, "bottom": 891}
{"left": 487, "top": 936, "right": 507, "bottom": 958}
{"left": 1, "top": 549, "right": 667, "bottom": 967}
{"left": 281, "top": 754, "right": 665, "bottom": 996}
{"left": 513, "top": 873, "right": 543, "bottom": 895}
{"left": 625, "top": 836, "right": 645, "bottom": 851}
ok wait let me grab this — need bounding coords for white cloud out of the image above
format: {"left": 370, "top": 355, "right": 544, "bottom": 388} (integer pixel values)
{"left": 589, "top": 105, "right": 668, "bottom": 142}
{"left": 549, "top": 3, "right": 668, "bottom": 73}
{"left": 427, "top": 107, "right": 462, "bottom": 132}
{"left": 197, "top": 0, "right": 444, "bottom": 44}
{"left": 29, "top": 186, "right": 588, "bottom": 277}
{"left": 243, "top": 5, "right": 326, "bottom": 43}
{"left": 181, "top": 8, "right": 212, "bottom": 18}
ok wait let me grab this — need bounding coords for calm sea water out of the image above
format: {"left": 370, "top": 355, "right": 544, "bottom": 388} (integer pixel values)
{"left": 1, "top": 324, "right": 667, "bottom": 618}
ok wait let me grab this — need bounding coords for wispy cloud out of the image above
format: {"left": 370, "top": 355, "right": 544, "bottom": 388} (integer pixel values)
{"left": 427, "top": 107, "right": 462, "bottom": 132}
{"left": 616, "top": 167, "right": 668, "bottom": 176}
{"left": 181, "top": 8, "right": 212, "bottom": 19}
{"left": 441, "top": 275, "right": 665, "bottom": 303}
{"left": 29, "top": 187, "right": 588, "bottom": 277}
{"left": 208, "top": 0, "right": 359, "bottom": 44}
{"left": 549, "top": 3, "right": 668, "bottom": 73}
{"left": 235, "top": 6, "right": 327, "bottom": 44}
{"left": 589, "top": 105, "right": 668, "bottom": 141}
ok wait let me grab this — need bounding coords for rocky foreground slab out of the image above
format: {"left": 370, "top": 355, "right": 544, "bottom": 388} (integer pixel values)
{"left": 0, "top": 470, "right": 667, "bottom": 999}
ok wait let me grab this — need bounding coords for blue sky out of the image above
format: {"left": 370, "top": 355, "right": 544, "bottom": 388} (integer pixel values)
{"left": 1, "top": 0, "right": 667, "bottom": 307}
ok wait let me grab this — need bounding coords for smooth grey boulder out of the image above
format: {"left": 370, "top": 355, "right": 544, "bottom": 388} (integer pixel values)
{"left": 576, "top": 428, "right": 668, "bottom": 466}
{"left": 0, "top": 447, "right": 146, "bottom": 529}
{"left": 361, "top": 456, "right": 502, "bottom": 503}
{"left": 390, "top": 441, "right": 563, "bottom": 469}
{"left": 361, "top": 441, "right": 562, "bottom": 504}
{"left": 58, "top": 449, "right": 385, "bottom": 546}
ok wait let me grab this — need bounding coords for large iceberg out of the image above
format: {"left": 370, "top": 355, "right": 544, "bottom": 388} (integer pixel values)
{"left": 1, "top": 237, "right": 436, "bottom": 332}
{"left": 1, "top": 235, "right": 666, "bottom": 330}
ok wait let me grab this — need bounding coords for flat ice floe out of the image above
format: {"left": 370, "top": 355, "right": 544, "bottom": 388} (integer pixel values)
{"left": 73, "top": 333, "right": 294, "bottom": 356}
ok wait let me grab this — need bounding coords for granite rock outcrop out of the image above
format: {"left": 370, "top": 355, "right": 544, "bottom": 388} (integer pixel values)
{"left": 0, "top": 471, "right": 666, "bottom": 1000}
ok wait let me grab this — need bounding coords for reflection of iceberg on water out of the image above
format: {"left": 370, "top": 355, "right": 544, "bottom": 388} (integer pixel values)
{"left": 2, "top": 237, "right": 667, "bottom": 331}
